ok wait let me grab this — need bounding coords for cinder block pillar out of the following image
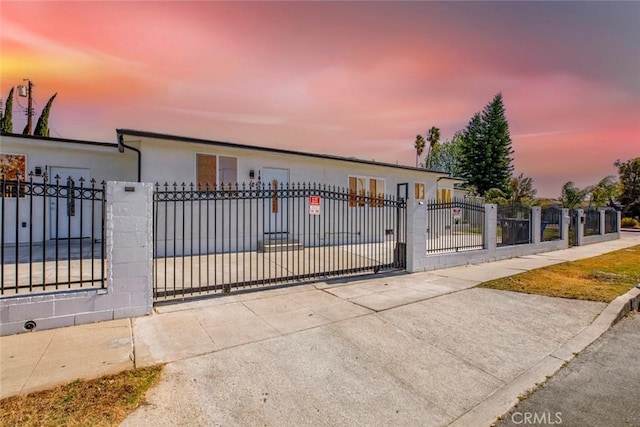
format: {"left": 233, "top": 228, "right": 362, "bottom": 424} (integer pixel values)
{"left": 599, "top": 209, "right": 606, "bottom": 236}
{"left": 106, "top": 182, "right": 154, "bottom": 318}
{"left": 484, "top": 204, "right": 497, "bottom": 251}
{"left": 532, "top": 206, "right": 542, "bottom": 244}
{"left": 406, "top": 200, "right": 427, "bottom": 273}
{"left": 575, "top": 209, "right": 585, "bottom": 246}
{"left": 561, "top": 208, "right": 570, "bottom": 246}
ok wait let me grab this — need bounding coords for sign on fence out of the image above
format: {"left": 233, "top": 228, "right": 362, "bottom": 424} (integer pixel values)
{"left": 309, "top": 196, "right": 321, "bottom": 215}
{"left": 452, "top": 207, "right": 462, "bottom": 219}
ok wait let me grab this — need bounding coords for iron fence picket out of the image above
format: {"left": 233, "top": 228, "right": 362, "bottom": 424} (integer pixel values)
{"left": 604, "top": 209, "right": 617, "bottom": 234}
{"left": 425, "top": 198, "right": 485, "bottom": 254}
{"left": 153, "top": 180, "right": 406, "bottom": 301}
{"left": 497, "top": 204, "right": 532, "bottom": 246}
{"left": 541, "top": 207, "right": 562, "bottom": 241}
{"left": 0, "top": 169, "right": 106, "bottom": 295}
{"left": 584, "top": 208, "right": 600, "bottom": 236}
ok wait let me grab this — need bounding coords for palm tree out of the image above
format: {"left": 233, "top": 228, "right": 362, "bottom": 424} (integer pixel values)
{"left": 425, "top": 126, "right": 440, "bottom": 169}
{"left": 414, "top": 134, "right": 426, "bottom": 167}
{"left": 560, "top": 181, "right": 591, "bottom": 209}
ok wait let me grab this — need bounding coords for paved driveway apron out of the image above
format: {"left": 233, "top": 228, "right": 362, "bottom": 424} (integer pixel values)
{"left": 123, "top": 287, "right": 605, "bottom": 427}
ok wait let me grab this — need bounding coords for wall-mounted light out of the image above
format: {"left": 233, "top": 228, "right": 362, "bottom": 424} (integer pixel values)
{"left": 34, "top": 166, "right": 42, "bottom": 176}
{"left": 249, "top": 169, "right": 255, "bottom": 179}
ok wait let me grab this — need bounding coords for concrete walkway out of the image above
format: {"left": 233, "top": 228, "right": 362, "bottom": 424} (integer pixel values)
{"left": 1, "top": 233, "right": 639, "bottom": 427}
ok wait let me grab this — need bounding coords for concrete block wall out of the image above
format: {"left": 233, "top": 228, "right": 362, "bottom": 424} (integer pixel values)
{"left": 407, "top": 206, "right": 579, "bottom": 273}
{"left": 0, "top": 182, "right": 154, "bottom": 336}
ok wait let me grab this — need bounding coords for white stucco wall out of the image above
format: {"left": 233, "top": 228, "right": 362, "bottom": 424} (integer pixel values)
{"left": 127, "top": 135, "right": 445, "bottom": 199}
{"left": 1, "top": 134, "right": 137, "bottom": 183}
{"left": 1, "top": 134, "right": 137, "bottom": 243}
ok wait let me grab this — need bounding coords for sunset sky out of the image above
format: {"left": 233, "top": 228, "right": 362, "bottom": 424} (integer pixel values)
{"left": 1, "top": 1, "right": 638, "bottom": 197}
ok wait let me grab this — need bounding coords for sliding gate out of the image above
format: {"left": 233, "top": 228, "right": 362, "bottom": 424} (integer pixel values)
{"left": 153, "top": 181, "right": 407, "bottom": 301}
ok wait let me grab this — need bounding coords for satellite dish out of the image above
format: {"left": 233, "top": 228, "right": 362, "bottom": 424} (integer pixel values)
{"left": 18, "top": 85, "right": 28, "bottom": 97}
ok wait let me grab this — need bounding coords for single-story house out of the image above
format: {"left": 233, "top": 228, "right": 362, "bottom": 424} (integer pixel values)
{"left": 116, "top": 128, "right": 458, "bottom": 201}
{"left": 1, "top": 130, "right": 465, "bottom": 247}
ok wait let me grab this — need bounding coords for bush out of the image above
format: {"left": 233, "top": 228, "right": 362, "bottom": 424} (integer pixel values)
{"left": 621, "top": 217, "right": 639, "bottom": 228}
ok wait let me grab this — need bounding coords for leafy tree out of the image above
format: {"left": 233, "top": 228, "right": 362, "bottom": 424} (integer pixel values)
{"left": 507, "top": 173, "right": 537, "bottom": 206}
{"left": 0, "top": 87, "right": 14, "bottom": 133}
{"left": 483, "top": 187, "right": 508, "bottom": 205}
{"left": 425, "top": 126, "right": 440, "bottom": 167}
{"left": 413, "top": 134, "right": 426, "bottom": 167}
{"left": 589, "top": 176, "right": 620, "bottom": 208}
{"left": 460, "top": 93, "right": 514, "bottom": 195}
{"left": 615, "top": 158, "right": 640, "bottom": 218}
{"left": 34, "top": 93, "right": 57, "bottom": 137}
{"left": 559, "top": 181, "right": 591, "bottom": 209}
{"left": 424, "top": 131, "right": 464, "bottom": 176}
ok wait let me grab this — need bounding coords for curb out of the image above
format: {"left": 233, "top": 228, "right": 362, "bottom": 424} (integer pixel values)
{"left": 448, "top": 285, "right": 640, "bottom": 427}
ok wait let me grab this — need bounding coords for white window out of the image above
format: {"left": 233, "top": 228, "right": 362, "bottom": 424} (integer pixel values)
{"left": 414, "top": 182, "right": 425, "bottom": 200}
{"left": 196, "top": 154, "right": 238, "bottom": 188}
{"left": 349, "top": 176, "right": 385, "bottom": 207}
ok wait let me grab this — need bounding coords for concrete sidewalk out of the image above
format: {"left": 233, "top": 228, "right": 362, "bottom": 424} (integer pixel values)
{"left": 2, "top": 233, "right": 639, "bottom": 426}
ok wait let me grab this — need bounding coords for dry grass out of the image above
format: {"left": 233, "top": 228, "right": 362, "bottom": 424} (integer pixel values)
{"left": 479, "top": 245, "right": 640, "bottom": 302}
{"left": 0, "top": 365, "right": 163, "bottom": 427}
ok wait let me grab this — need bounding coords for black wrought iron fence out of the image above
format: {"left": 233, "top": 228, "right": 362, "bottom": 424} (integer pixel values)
{"left": 497, "top": 204, "right": 531, "bottom": 246}
{"left": 153, "top": 181, "right": 406, "bottom": 300}
{"left": 541, "top": 207, "right": 562, "bottom": 241}
{"left": 1, "top": 170, "right": 106, "bottom": 295}
{"left": 604, "top": 209, "right": 618, "bottom": 234}
{"left": 584, "top": 208, "right": 600, "bottom": 236}
{"left": 425, "top": 198, "right": 485, "bottom": 253}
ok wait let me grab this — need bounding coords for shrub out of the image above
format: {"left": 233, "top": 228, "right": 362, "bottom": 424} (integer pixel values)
{"left": 621, "top": 217, "right": 639, "bottom": 228}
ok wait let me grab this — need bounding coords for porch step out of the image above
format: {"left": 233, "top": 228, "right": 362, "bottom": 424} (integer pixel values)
{"left": 258, "top": 237, "right": 304, "bottom": 253}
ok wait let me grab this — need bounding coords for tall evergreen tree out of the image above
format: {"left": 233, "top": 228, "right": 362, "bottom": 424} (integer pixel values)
{"left": 459, "top": 112, "right": 485, "bottom": 190}
{"left": 34, "top": 93, "right": 57, "bottom": 137}
{"left": 0, "top": 87, "right": 14, "bottom": 133}
{"left": 460, "top": 93, "right": 514, "bottom": 195}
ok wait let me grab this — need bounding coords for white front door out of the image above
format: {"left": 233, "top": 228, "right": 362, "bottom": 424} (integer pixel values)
{"left": 262, "top": 168, "right": 289, "bottom": 234}
{"left": 49, "top": 167, "right": 91, "bottom": 239}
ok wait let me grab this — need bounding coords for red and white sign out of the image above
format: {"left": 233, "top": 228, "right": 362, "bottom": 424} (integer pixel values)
{"left": 452, "top": 207, "right": 462, "bottom": 219}
{"left": 309, "top": 196, "right": 321, "bottom": 215}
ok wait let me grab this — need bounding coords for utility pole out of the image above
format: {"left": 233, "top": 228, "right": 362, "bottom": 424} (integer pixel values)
{"left": 18, "top": 79, "right": 34, "bottom": 135}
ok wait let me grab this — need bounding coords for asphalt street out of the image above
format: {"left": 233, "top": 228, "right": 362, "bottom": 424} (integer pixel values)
{"left": 497, "top": 311, "right": 640, "bottom": 427}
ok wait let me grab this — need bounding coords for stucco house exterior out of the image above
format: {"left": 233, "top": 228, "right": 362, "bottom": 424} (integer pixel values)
{"left": 1, "top": 130, "right": 463, "bottom": 248}
{"left": 116, "top": 128, "right": 457, "bottom": 201}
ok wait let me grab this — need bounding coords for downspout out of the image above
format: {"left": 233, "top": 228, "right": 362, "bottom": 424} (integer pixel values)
{"left": 117, "top": 130, "right": 141, "bottom": 182}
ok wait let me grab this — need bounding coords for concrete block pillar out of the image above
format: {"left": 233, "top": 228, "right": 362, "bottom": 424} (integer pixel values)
{"left": 531, "top": 206, "right": 542, "bottom": 244}
{"left": 484, "top": 204, "right": 497, "bottom": 251}
{"left": 599, "top": 209, "right": 606, "bottom": 236}
{"left": 575, "top": 209, "right": 585, "bottom": 246}
{"left": 561, "top": 208, "right": 570, "bottom": 245}
{"left": 616, "top": 210, "right": 622, "bottom": 237}
{"left": 406, "top": 199, "right": 427, "bottom": 273}
{"left": 106, "top": 182, "right": 154, "bottom": 318}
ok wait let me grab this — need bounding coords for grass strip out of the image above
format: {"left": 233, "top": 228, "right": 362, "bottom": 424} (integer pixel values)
{"left": 479, "top": 244, "right": 640, "bottom": 302}
{"left": 0, "top": 364, "right": 163, "bottom": 427}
